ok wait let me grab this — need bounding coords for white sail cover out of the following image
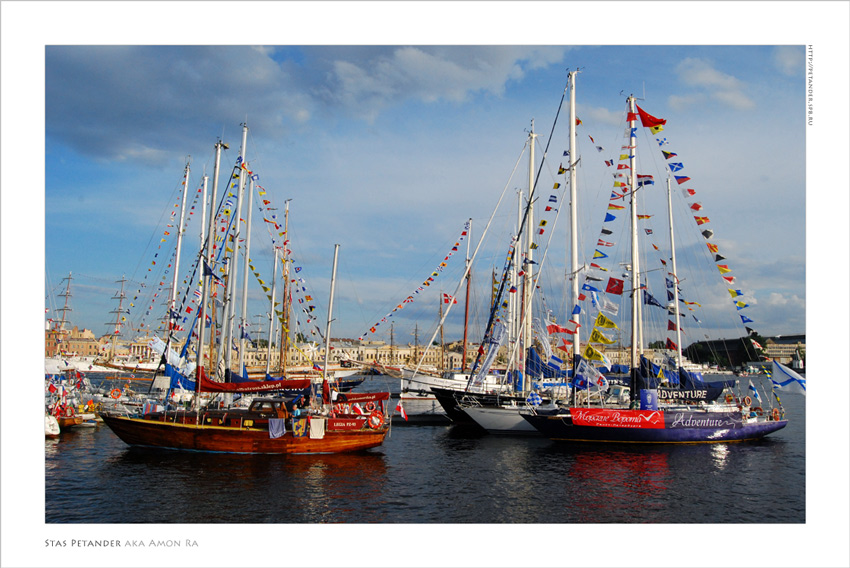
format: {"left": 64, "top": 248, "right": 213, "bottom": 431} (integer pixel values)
{"left": 471, "top": 320, "right": 507, "bottom": 389}
{"left": 771, "top": 360, "right": 806, "bottom": 395}
{"left": 148, "top": 337, "right": 196, "bottom": 376}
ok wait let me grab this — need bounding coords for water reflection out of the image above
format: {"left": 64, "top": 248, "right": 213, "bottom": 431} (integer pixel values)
{"left": 710, "top": 443, "right": 731, "bottom": 469}
{"left": 97, "top": 445, "right": 390, "bottom": 523}
{"left": 45, "top": 394, "right": 806, "bottom": 524}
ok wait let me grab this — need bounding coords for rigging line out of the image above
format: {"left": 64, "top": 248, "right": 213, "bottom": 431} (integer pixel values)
{"left": 408, "top": 143, "right": 530, "bottom": 382}
{"left": 472, "top": 74, "right": 570, "bottom": 374}
{"left": 502, "top": 175, "right": 569, "bottom": 380}
{"left": 129, "top": 166, "right": 195, "bottom": 283}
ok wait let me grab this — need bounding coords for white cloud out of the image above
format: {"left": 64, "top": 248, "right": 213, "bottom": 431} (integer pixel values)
{"left": 324, "top": 46, "right": 568, "bottom": 117}
{"left": 711, "top": 89, "right": 756, "bottom": 110}
{"left": 581, "top": 105, "right": 622, "bottom": 126}
{"left": 763, "top": 292, "right": 806, "bottom": 310}
{"left": 667, "top": 93, "right": 704, "bottom": 111}
{"left": 773, "top": 46, "right": 803, "bottom": 76}
{"left": 675, "top": 57, "right": 755, "bottom": 110}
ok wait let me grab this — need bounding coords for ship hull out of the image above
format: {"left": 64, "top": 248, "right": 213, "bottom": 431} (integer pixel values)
{"left": 523, "top": 408, "right": 787, "bottom": 443}
{"left": 101, "top": 413, "right": 388, "bottom": 454}
{"left": 463, "top": 405, "right": 538, "bottom": 435}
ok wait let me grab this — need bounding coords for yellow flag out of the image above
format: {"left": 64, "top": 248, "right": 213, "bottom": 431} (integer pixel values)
{"left": 595, "top": 312, "right": 618, "bottom": 329}
{"left": 582, "top": 344, "right": 604, "bottom": 362}
{"left": 589, "top": 328, "right": 616, "bottom": 345}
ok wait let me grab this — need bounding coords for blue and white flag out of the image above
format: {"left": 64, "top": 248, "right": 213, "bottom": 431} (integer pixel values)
{"left": 526, "top": 392, "right": 543, "bottom": 406}
{"left": 748, "top": 380, "right": 761, "bottom": 402}
{"left": 770, "top": 361, "right": 806, "bottom": 396}
{"left": 575, "top": 359, "right": 609, "bottom": 392}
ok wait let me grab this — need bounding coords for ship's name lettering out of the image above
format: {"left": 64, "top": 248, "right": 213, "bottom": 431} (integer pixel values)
{"left": 658, "top": 389, "right": 708, "bottom": 399}
{"left": 575, "top": 411, "right": 641, "bottom": 424}
{"left": 670, "top": 414, "right": 730, "bottom": 428}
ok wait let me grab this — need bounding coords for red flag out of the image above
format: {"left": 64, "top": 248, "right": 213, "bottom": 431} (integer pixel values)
{"left": 442, "top": 293, "right": 458, "bottom": 304}
{"left": 605, "top": 277, "right": 624, "bottom": 295}
{"left": 396, "top": 402, "right": 408, "bottom": 421}
{"left": 667, "top": 320, "right": 678, "bottom": 331}
{"left": 666, "top": 338, "right": 678, "bottom": 350}
{"left": 636, "top": 105, "right": 667, "bottom": 128}
{"left": 546, "top": 323, "right": 571, "bottom": 334}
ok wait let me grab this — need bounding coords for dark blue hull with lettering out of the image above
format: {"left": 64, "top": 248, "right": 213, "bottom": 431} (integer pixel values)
{"left": 523, "top": 411, "right": 788, "bottom": 443}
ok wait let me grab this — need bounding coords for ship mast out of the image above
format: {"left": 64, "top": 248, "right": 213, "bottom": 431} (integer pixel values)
{"left": 197, "top": 139, "right": 227, "bottom": 389}
{"left": 221, "top": 123, "right": 249, "bottom": 377}
{"left": 238, "top": 173, "right": 256, "bottom": 375}
{"left": 279, "top": 200, "right": 291, "bottom": 375}
{"left": 322, "top": 244, "right": 340, "bottom": 382}
{"left": 461, "top": 218, "right": 472, "bottom": 372}
{"left": 55, "top": 272, "right": 73, "bottom": 333}
{"left": 627, "top": 95, "right": 642, "bottom": 405}
{"left": 666, "top": 176, "right": 684, "bottom": 369}
{"left": 106, "top": 275, "right": 129, "bottom": 360}
{"left": 168, "top": 158, "right": 191, "bottom": 334}
{"left": 568, "top": 70, "right": 580, "bottom": 368}
{"left": 521, "top": 123, "right": 537, "bottom": 394}
{"left": 265, "top": 246, "right": 279, "bottom": 377}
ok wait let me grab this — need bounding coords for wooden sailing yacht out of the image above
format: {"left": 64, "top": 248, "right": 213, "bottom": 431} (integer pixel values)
{"left": 101, "top": 131, "right": 391, "bottom": 454}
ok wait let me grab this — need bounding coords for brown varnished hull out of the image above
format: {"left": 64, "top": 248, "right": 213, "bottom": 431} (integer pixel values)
{"left": 57, "top": 415, "right": 83, "bottom": 428}
{"left": 101, "top": 413, "right": 389, "bottom": 454}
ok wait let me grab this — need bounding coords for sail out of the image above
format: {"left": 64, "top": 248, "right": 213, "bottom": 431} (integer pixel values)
{"left": 149, "top": 336, "right": 195, "bottom": 376}
{"left": 470, "top": 320, "right": 506, "bottom": 388}
{"left": 168, "top": 363, "right": 313, "bottom": 393}
{"left": 165, "top": 362, "right": 197, "bottom": 390}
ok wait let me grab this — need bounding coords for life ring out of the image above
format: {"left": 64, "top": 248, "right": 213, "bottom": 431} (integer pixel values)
{"left": 724, "top": 393, "right": 734, "bottom": 403}
{"left": 63, "top": 406, "right": 75, "bottom": 418}
{"left": 752, "top": 407, "right": 764, "bottom": 416}
{"left": 772, "top": 408, "right": 781, "bottom": 421}
{"left": 743, "top": 396, "right": 752, "bottom": 407}
{"left": 364, "top": 401, "right": 376, "bottom": 413}
{"left": 109, "top": 388, "right": 122, "bottom": 399}
{"left": 368, "top": 411, "right": 384, "bottom": 429}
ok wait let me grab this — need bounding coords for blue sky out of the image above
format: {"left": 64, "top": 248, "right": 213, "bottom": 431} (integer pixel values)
{"left": 3, "top": 2, "right": 850, "bottom": 566}
{"left": 41, "top": 42, "right": 807, "bottom": 347}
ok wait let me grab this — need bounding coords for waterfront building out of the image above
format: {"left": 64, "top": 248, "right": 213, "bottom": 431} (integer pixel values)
{"left": 44, "top": 326, "right": 100, "bottom": 358}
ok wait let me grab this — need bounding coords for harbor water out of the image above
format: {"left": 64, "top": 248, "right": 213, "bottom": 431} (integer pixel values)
{"left": 45, "top": 376, "right": 806, "bottom": 524}
{"left": 33, "top": 375, "right": 822, "bottom": 567}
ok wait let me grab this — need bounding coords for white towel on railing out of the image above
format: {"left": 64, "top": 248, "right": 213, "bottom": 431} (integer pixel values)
{"left": 268, "top": 418, "right": 286, "bottom": 439}
{"left": 308, "top": 417, "right": 325, "bottom": 439}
